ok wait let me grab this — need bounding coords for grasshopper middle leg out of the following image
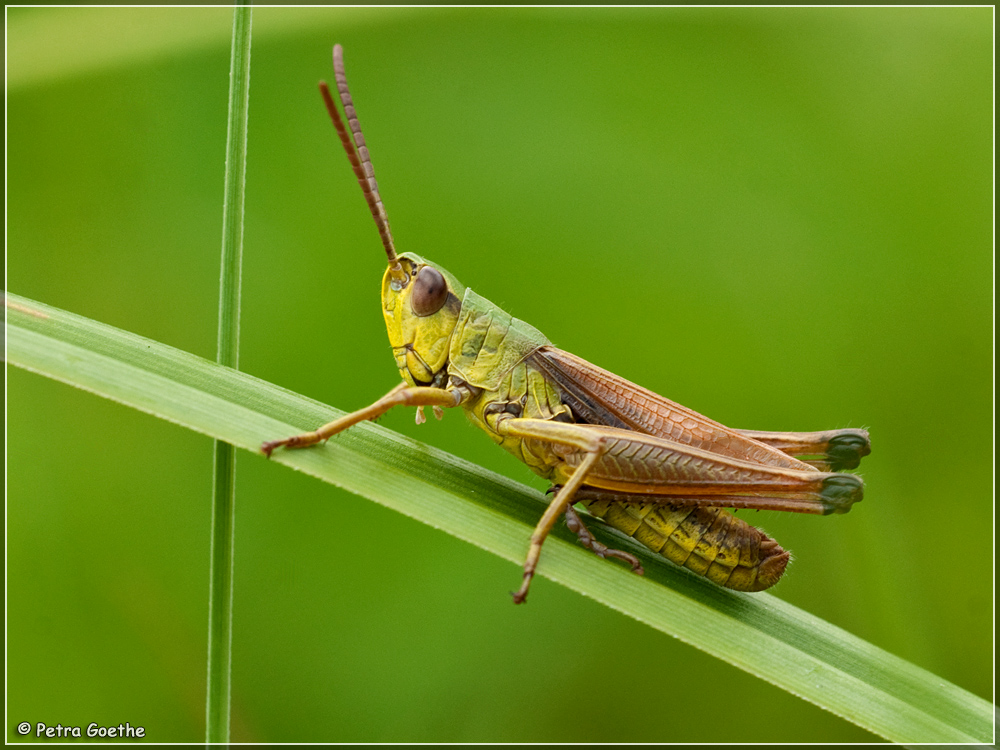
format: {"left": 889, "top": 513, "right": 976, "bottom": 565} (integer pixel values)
{"left": 510, "top": 450, "right": 605, "bottom": 604}
{"left": 502, "top": 416, "right": 651, "bottom": 603}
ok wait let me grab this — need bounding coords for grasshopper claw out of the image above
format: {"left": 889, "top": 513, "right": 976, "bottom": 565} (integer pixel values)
{"left": 510, "top": 579, "right": 531, "bottom": 605}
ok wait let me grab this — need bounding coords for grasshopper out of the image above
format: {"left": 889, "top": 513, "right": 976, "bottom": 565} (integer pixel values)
{"left": 263, "top": 45, "right": 870, "bottom": 603}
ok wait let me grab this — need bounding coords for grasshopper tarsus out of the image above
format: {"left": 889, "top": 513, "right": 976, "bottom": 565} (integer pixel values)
{"left": 261, "top": 430, "right": 323, "bottom": 457}
{"left": 261, "top": 437, "right": 295, "bottom": 458}
{"left": 511, "top": 575, "right": 532, "bottom": 605}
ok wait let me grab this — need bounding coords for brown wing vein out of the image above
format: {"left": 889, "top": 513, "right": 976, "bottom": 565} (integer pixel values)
{"left": 529, "top": 346, "right": 812, "bottom": 471}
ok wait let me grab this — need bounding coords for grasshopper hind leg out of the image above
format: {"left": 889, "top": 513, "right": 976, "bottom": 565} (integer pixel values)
{"left": 564, "top": 502, "right": 644, "bottom": 575}
{"left": 736, "top": 427, "right": 871, "bottom": 472}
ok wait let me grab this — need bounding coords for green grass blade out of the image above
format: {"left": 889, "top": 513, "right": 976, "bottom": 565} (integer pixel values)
{"left": 206, "top": 5, "right": 252, "bottom": 746}
{"left": 5, "top": 292, "right": 994, "bottom": 745}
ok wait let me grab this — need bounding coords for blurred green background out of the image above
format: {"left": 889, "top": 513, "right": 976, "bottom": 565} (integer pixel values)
{"left": 7, "top": 7, "right": 992, "bottom": 743}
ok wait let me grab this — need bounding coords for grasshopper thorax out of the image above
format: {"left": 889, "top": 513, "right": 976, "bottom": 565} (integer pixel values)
{"left": 382, "top": 252, "right": 466, "bottom": 386}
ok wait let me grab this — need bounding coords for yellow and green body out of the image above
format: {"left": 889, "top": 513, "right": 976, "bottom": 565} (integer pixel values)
{"left": 262, "top": 45, "right": 870, "bottom": 603}
{"left": 267, "top": 252, "right": 868, "bottom": 600}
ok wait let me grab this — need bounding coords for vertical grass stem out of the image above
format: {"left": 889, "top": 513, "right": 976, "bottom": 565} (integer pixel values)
{"left": 206, "top": 4, "right": 252, "bottom": 744}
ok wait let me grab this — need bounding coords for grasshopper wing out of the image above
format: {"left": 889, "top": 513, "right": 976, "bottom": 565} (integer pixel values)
{"left": 527, "top": 346, "right": 812, "bottom": 471}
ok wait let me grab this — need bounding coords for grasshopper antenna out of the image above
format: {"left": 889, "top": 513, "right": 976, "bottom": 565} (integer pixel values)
{"left": 319, "top": 44, "right": 404, "bottom": 280}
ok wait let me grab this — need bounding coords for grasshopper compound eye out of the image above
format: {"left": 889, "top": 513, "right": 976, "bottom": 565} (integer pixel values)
{"left": 411, "top": 266, "right": 448, "bottom": 316}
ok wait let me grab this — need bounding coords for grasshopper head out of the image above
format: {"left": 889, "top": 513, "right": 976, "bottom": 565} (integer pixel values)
{"left": 318, "top": 48, "right": 465, "bottom": 385}
{"left": 382, "top": 252, "right": 466, "bottom": 386}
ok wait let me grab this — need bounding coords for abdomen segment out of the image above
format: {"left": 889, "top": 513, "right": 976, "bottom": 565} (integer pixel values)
{"left": 579, "top": 494, "right": 789, "bottom": 591}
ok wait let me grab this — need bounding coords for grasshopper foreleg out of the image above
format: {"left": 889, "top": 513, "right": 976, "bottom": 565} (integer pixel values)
{"left": 564, "top": 503, "right": 644, "bottom": 575}
{"left": 262, "top": 382, "right": 463, "bottom": 457}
